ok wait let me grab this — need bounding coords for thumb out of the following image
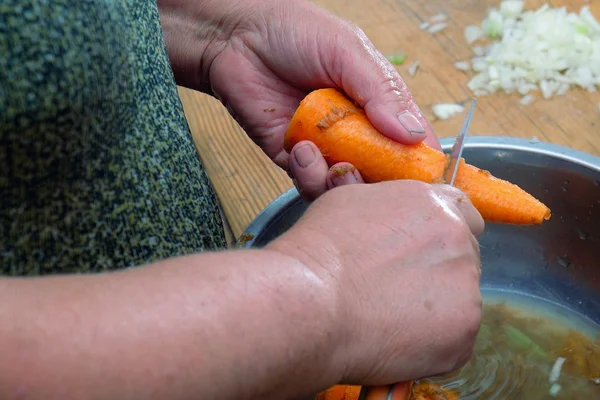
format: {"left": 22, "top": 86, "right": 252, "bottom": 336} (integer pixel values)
{"left": 334, "top": 25, "right": 441, "bottom": 151}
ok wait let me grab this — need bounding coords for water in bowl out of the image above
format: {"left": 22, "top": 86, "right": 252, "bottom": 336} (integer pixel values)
{"left": 421, "top": 288, "right": 600, "bottom": 399}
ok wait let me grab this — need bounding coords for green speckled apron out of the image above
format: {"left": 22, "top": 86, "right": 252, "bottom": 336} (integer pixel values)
{"left": 0, "top": 0, "right": 227, "bottom": 275}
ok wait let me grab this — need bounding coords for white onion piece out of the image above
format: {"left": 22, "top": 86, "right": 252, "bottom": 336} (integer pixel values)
{"left": 428, "top": 22, "right": 448, "bottom": 34}
{"left": 464, "top": 24, "right": 482, "bottom": 44}
{"left": 472, "top": 45, "right": 486, "bottom": 56}
{"left": 408, "top": 61, "right": 420, "bottom": 77}
{"left": 549, "top": 383, "right": 561, "bottom": 397}
{"left": 430, "top": 13, "right": 447, "bottom": 23}
{"left": 549, "top": 356, "right": 567, "bottom": 383}
{"left": 500, "top": 0, "right": 524, "bottom": 18}
{"left": 454, "top": 61, "right": 470, "bottom": 71}
{"left": 432, "top": 104, "right": 465, "bottom": 120}
{"left": 482, "top": 8, "right": 504, "bottom": 38}
{"left": 520, "top": 94, "right": 535, "bottom": 105}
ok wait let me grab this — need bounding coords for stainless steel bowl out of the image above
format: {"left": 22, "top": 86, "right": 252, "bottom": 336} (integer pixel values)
{"left": 237, "top": 136, "right": 600, "bottom": 397}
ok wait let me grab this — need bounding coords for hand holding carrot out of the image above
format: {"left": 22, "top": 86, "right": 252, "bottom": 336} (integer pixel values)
{"left": 161, "top": 0, "right": 438, "bottom": 200}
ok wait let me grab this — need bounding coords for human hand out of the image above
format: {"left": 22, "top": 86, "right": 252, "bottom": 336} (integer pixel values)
{"left": 267, "top": 180, "right": 484, "bottom": 385}
{"left": 159, "top": 0, "right": 440, "bottom": 200}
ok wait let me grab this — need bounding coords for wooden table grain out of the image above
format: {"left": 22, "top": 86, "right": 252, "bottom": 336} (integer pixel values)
{"left": 178, "top": 0, "right": 600, "bottom": 244}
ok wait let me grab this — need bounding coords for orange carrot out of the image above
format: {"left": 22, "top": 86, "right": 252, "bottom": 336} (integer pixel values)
{"left": 314, "top": 381, "right": 458, "bottom": 400}
{"left": 315, "top": 385, "right": 362, "bottom": 400}
{"left": 284, "top": 88, "right": 551, "bottom": 225}
{"left": 410, "top": 382, "right": 459, "bottom": 400}
{"left": 315, "top": 382, "right": 413, "bottom": 400}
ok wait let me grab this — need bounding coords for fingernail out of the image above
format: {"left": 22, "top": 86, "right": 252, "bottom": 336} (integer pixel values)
{"left": 330, "top": 168, "right": 358, "bottom": 187}
{"left": 398, "top": 110, "right": 426, "bottom": 135}
{"left": 294, "top": 144, "right": 316, "bottom": 168}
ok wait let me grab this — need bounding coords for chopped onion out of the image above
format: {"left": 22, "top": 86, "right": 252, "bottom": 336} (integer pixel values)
{"left": 549, "top": 356, "right": 566, "bottom": 383}
{"left": 454, "top": 61, "right": 470, "bottom": 71}
{"left": 408, "top": 61, "right": 420, "bottom": 77}
{"left": 432, "top": 103, "right": 465, "bottom": 120}
{"left": 549, "top": 383, "right": 561, "bottom": 397}
{"left": 430, "top": 13, "right": 447, "bottom": 23}
{"left": 520, "top": 94, "right": 535, "bottom": 105}
{"left": 461, "top": 2, "right": 600, "bottom": 99}
{"left": 518, "top": 83, "right": 537, "bottom": 95}
{"left": 500, "top": 0, "right": 524, "bottom": 18}
{"left": 428, "top": 22, "right": 448, "bottom": 34}
{"left": 482, "top": 8, "right": 504, "bottom": 38}
{"left": 471, "top": 45, "right": 486, "bottom": 56}
{"left": 464, "top": 24, "right": 482, "bottom": 44}
{"left": 471, "top": 58, "right": 487, "bottom": 72}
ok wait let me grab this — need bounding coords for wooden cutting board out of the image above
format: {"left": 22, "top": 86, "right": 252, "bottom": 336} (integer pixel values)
{"left": 178, "top": 0, "right": 600, "bottom": 242}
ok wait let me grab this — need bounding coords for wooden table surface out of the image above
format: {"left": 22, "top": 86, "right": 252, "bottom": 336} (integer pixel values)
{"left": 178, "top": 0, "right": 600, "bottom": 245}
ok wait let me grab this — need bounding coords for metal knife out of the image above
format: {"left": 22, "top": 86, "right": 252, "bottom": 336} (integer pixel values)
{"left": 443, "top": 98, "right": 477, "bottom": 186}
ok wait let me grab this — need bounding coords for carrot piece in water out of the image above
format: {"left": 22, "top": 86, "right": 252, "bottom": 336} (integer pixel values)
{"left": 411, "top": 382, "right": 459, "bottom": 400}
{"left": 315, "top": 385, "right": 362, "bottom": 400}
{"left": 315, "top": 382, "right": 412, "bottom": 400}
{"left": 284, "top": 88, "right": 551, "bottom": 225}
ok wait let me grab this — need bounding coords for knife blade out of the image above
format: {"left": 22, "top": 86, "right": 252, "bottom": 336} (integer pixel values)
{"left": 443, "top": 98, "right": 477, "bottom": 186}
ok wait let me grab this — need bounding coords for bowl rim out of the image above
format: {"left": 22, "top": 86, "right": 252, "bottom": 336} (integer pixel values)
{"left": 236, "top": 135, "right": 600, "bottom": 248}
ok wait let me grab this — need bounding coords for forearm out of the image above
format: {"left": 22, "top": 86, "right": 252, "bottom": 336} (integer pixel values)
{"left": 0, "top": 249, "right": 340, "bottom": 400}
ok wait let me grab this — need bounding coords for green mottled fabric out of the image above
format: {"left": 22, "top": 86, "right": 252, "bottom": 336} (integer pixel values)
{"left": 0, "top": 0, "right": 228, "bottom": 275}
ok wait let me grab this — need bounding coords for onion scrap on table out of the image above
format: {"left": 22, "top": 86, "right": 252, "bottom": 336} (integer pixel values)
{"left": 453, "top": 0, "right": 600, "bottom": 105}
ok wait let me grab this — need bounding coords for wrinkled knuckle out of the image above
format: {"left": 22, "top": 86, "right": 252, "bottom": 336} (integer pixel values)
{"left": 403, "top": 180, "right": 434, "bottom": 198}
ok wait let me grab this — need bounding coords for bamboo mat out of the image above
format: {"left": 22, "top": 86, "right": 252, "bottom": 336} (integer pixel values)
{"left": 178, "top": 0, "right": 600, "bottom": 242}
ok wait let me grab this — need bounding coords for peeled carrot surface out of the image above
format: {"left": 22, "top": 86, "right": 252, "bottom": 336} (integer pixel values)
{"left": 284, "top": 88, "right": 551, "bottom": 225}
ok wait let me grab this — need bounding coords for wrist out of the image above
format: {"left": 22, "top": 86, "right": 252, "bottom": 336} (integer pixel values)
{"left": 266, "top": 228, "right": 350, "bottom": 385}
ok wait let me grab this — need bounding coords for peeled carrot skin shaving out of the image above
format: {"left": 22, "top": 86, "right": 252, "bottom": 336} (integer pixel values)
{"left": 284, "top": 88, "right": 551, "bottom": 225}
